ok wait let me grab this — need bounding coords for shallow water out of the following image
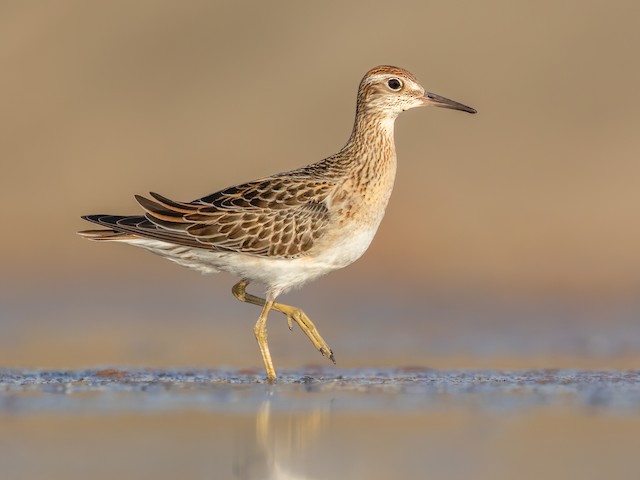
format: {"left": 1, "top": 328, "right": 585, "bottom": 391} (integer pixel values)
{"left": 1, "top": 368, "right": 639, "bottom": 480}
{"left": 2, "top": 280, "right": 639, "bottom": 479}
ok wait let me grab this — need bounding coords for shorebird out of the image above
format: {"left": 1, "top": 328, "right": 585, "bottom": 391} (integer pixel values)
{"left": 79, "top": 65, "right": 476, "bottom": 381}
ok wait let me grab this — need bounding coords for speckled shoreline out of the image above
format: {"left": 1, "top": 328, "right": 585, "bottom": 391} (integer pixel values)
{"left": 1, "top": 368, "right": 638, "bottom": 414}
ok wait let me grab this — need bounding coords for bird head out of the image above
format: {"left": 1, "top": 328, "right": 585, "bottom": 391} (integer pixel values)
{"left": 357, "top": 65, "right": 476, "bottom": 118}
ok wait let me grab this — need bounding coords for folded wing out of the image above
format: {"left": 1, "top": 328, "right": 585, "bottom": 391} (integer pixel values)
{"left": 81, "top": 176, "right": 334, "bottom": 258}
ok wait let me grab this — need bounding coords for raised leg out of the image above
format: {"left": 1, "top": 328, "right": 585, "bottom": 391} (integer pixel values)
{"left": 232, "top": 280, "right": 335, "bottom": 364}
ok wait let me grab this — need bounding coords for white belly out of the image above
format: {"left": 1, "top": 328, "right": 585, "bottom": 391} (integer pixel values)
{"left": 123, "top": 223, "right": 378, "bottom": 295}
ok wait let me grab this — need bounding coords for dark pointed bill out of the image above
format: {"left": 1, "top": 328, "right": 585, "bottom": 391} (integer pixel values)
{"left": 424, "top": 91, "right": 477, "bottom": 114}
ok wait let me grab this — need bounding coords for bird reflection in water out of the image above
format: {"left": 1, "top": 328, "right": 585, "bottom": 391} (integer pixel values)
{"left": 234, "top": 399, "right": 328, "bottom": 479}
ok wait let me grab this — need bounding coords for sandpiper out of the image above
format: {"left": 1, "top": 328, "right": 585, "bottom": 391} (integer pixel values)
{"left": 79, "top": 65, "right": 476, "bottom": 381}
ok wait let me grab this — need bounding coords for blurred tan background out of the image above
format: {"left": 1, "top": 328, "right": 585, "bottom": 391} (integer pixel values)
{"left": 1, "top": 0, "right": 639, "bottom": 369}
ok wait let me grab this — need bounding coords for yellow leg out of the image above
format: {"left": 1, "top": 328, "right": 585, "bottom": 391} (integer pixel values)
{"left": 254, "top": 298, "right": 277, "bottom": 382}
{"left": 232, "top": 280, "right": 335, "bottom": 364}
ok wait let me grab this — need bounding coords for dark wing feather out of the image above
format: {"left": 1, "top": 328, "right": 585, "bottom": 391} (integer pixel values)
{"left": 194, "top": 176, "right": 333, "bottom": 211}
{"left": 80, "top": 214, "right": 207, "bottom": 249}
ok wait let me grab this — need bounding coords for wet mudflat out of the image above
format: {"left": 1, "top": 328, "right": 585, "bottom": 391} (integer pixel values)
{"left": 2, "top": 277, "right": 639, "bottom": 479}
{"left": 1, "top": 368, "right": 639, "bottom": 480}
{"left": 1, "top": 368, "right": 639, "bottom": 413}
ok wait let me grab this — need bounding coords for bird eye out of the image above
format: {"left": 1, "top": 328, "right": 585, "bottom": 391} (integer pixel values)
{"left": 387, "top": 78, "right": 402, "bottom": 90}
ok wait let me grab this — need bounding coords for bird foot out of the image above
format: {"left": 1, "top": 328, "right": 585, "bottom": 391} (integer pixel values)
{"left": 277, "top": 306, "right": 335, "bottom": 364}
